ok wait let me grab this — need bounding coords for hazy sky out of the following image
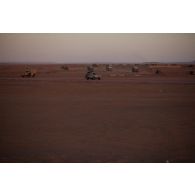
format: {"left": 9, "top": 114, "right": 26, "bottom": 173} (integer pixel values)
{"left": 0, "top": 34, "right": 195, "bottom": 63}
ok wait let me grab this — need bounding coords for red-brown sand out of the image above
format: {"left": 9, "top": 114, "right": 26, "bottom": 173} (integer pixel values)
{"left": 0, "top": 64, "right": 195, "bottom": 162}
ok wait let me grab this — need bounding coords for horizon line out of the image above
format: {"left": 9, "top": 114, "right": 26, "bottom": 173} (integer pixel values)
{"left": 0, "top": 61, "right": 195, "bottom": 65}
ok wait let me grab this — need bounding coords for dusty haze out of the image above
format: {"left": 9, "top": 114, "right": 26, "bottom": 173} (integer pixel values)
{"left": 0, "top": 33, "right": 195, "bottom": 63}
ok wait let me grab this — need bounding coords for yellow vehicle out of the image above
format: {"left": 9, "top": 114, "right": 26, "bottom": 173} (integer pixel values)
{"left": 21, "top": 67, "right": 36, "bottom": 78}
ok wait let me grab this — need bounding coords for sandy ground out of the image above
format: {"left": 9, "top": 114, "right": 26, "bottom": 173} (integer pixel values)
{"left": 0, "top": 64, "right": 195, "bottom": 162}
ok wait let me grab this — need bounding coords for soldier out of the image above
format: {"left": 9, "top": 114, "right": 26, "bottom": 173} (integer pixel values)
{"left": 155, "top": 69, "right": 160, "bottom": 74}
{"left": 25, "top": 66, "right": 31, "bottom": 76}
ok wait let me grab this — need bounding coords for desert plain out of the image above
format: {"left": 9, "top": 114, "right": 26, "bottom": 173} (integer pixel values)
{"left": 0, "top": 63, "right": 195, "bottom": 162}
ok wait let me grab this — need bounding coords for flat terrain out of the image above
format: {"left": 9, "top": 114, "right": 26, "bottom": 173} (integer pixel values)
{"left": 0, "top": 64, "right": 195, "bottom": 162}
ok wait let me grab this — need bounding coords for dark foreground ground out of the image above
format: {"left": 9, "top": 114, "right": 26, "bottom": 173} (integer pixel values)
{"left": 0, "top": 64, "right": 195, "bottom": 162}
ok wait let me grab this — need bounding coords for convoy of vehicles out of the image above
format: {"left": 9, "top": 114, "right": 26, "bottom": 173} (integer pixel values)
{"left": 20, "top": 64, "right": 195, "bottom": 79}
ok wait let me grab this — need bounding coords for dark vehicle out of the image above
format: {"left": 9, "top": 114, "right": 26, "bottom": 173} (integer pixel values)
{"left": 85, "top": 71, "right": 101, "bottom": 80}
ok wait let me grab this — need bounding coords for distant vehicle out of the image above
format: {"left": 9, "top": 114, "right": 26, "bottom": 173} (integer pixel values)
{"left": 132, "top": 65, "right": 139, "bottom": 72}
{"left": 85, "top": 71, "right": 101, "bottom": 80}
{"left": 21, "top": 68, "right": 36, "bottom": 78}
{"left": 106, "top": 64, "right": 112, "bottom": 71}
{"left": 61, "top": 65, "right": 69, "bottom": 71}
{"left": 87, "top": 65, "right": 94, "bottom": 72}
